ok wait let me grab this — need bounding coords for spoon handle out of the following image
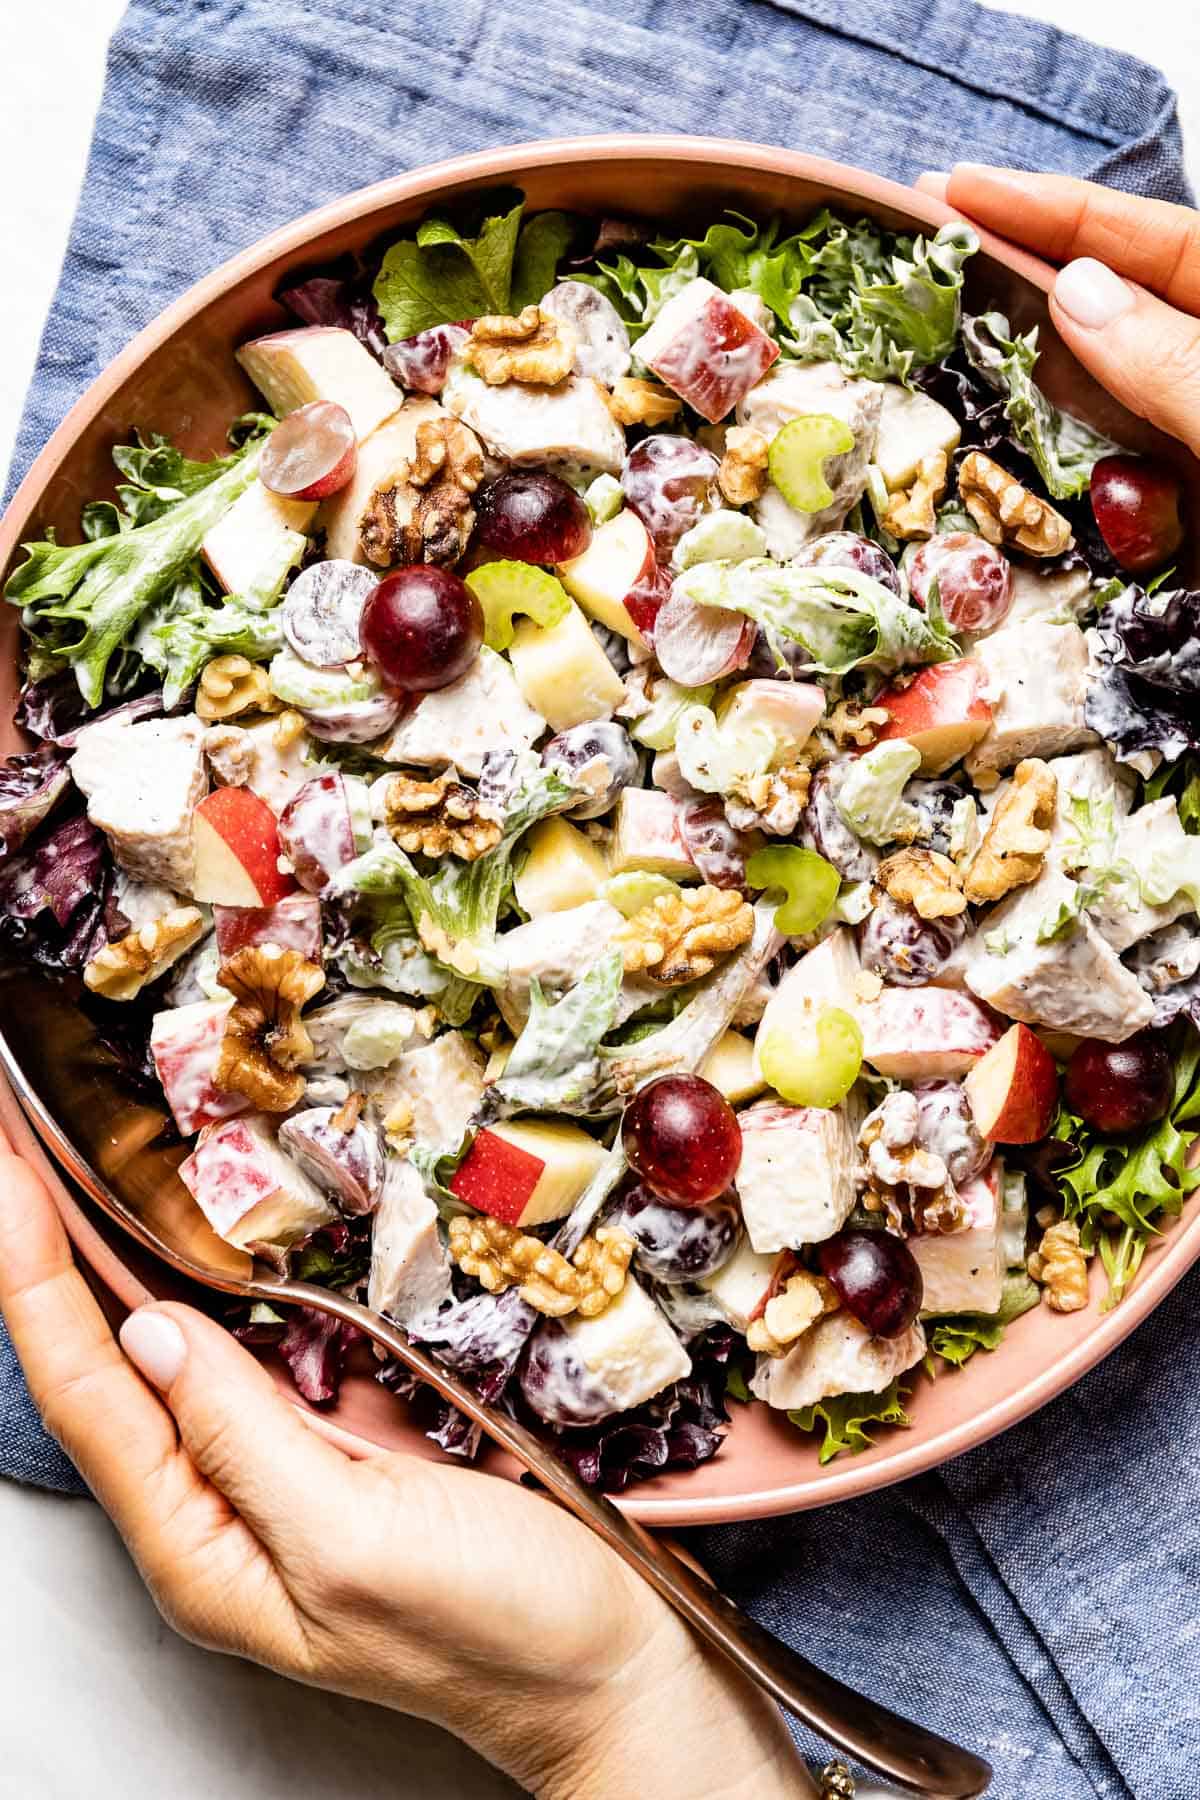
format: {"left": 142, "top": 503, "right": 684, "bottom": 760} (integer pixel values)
{"left": 268, "top": 1276, "right": 991, "bottom": 1800}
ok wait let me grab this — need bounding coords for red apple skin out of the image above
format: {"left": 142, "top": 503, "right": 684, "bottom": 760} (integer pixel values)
{"left": 872, "top": 659, "right": 992, "bottom": 773}
{"left": 558, "top": 510, "right": 658, "bottom": 644}
{"left": 646, "top": 295, "right": 779, "bottom": 422}
{"left": 1089, "top": 454, "right": 1184, "bottom": 575}
{"left": 193, "top": 787, "right": 296, "bottom": 907}
{"left": 964, "top": 1022, "right": 1059, "bottom": 1144}
{"left": 449, "top": 1129, "right": 546, "bottom": 1227}
{"left": 213, "top": 894, "right": 323, "bottom": 961}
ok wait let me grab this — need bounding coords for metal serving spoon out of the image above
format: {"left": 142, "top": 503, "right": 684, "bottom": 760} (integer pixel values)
{"left": 0, "top": 1015, "right": 989, "bottom": 1800}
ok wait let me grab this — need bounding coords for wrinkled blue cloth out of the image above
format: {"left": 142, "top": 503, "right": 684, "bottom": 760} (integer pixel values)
{"left": 1, "top": 0, "right": 1195, "bottom": 1794}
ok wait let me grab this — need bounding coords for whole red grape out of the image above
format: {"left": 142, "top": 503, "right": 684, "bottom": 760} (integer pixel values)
{"left": 817, "top": 1229, "right": 923, "bottom": 1338}
{"left": 1064, "top": 1031, "right": 1174, "bottom": 1135}
{"left": 907, "top": 531, "right": 1013, "bottom": 635}
{"left": 474, "top": 472, "right": 592, "bottom": 565}
{"left": 359, "top": 567, "right": 483, "bottom": 692}
{"left": 621, "top": 1074, "right": 742, "bottom": 1207}
{"left": 1090, "top": 455, "right": 1185, "bottom": 575}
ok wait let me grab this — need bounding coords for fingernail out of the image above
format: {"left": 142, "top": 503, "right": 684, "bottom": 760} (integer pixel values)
{"left": 1054, "top": 257, "right": 1136, "bottom": 329}
{"left": 120, "top": 1309, "right": 186, "bottom": 1390}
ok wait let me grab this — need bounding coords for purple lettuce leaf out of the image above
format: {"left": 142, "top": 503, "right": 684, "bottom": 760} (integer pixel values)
{"left": 1084, "top": 585, "right": 1200, "bottom": 764}
{"left": 16, "top": 672, "right": 167, "bottom": 746}
{"left": 0, "top": 811, "right": 115, "bottom": 973}
{"left": 276, "top": 260, "right": 387, "bottom": 358}
{"left": 0, "top": 746, "right": 70, "bottom": 856}
{"left": 376, "top": 1363, "right": 484, "bottom": 1460}
{"left": 277, "top": 1306, "right": 365, "bottom": 1406}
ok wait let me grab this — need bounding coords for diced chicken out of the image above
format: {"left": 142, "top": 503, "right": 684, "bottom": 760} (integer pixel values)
{"left": 203, "top": 716, "right": 317, "bottom": 815}
{"left": 496, "top": 900, "right": 626, "bottom": 1031}
{"left": 911, "top": 1161, "right": 1005, "bottom": 1315}
{"left": 236, "top": 326, "right": 404, "bottom": 440}
{"left": 368, "top": 1031, "right": 486, "bottom": 1151}
{"left": 873, "top": 385, "right": 961, "bottom": 490}
{"left": 1045, "top": 748, "right": 1135, "bottom": 864}
{"left": 444, "top": 366, "right": 625, "bottom": 473}
{"left": 317, "top": 399, "right": 442, "bottom": 563}
{"left": 378, "top": 647, "right": 544, "bottom": 779}
{"left": 736, "top": 360, "right": 882, "bottom": 555}
{"left": 965, "top": 622, "right": 1097, "bottom": 775}
{"left": 965, "top": 864, "right": 1154, "bottom": 1042}
{"left": 857, "top": 986, "right": 1002, "bottom": 1080}
{"left": 555, "top": 1278, "right": 691, "bottom": 1413}
{"left": 150, "top": 999, "right": 247, "bottom": 1137}
{"left": 735, "top": 1099, "right": 859, "bottom": 1252}
{"left": 70, "top": 714, "right": 208, "bottom": 891}
{"left": 1004, "top": 560, "right": 1093, "bottom": 628}
{"left": 179, "top": 1113, "right": 336, "bottom": 1252}
{"left": 697, "top": 1235, "right": 783, "bottom": 1332}
{"left": 1088, "top": 798, "right": 1195, "bottom": 953}
{"left": 750, "top": 1311, "right": 926, "bottom": 1411}
{"left": 368, "top": 1158, "right": 454, "bottom": 1327}
{"left": 201, "top": 480, "right": 315, "bottom": 597}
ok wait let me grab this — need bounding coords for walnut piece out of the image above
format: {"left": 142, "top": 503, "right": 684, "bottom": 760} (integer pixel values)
{"left": 963, "top": 758, "right": 1057, "bottom": 904}
{"left": 747, "top": 1270, "right": 839, "bottom": 1356}
{"left": 615, "top": 884, "right": 755, "bottom": 985}
{"left": 876, "top": 847, "right": 966, "bottom": 920}
{"left": 380, "top": 769, "right": 502, "bottom": 860}
{"left": 196, "top": 654, "right": 278, "bottom": 722}
{"left": 1028, "top": 1219, "right": 1089, "bottom": 1312}
{"left": 858, "top": 1091, "right": 967, "bottom": 1236}
{"left": 203, "top": 724, "right": 253, "bottom": 786}
{"left": 958, "top": 450, "right": 1072, "bottom": 557}
{"left": 880, "top": 450, "right": 948, "bottom": 540}
{"left": 469, "top": 305, "right": 576, "bottom": 386}
{"left": 718, "top": 425, "right": 769, "bottom": 505}
{"left": 826, "top": 699, "right": 890, "bottom": 749}
{"left": 608, "top": 377, "right": 682, "bottom": 426}
{"left": 84, "top": 906, "right": 205, "bottom": 1001}
{"left": 448, "top": 1215, "right": 634, "bottom": 1319}
{"left": 214, "top": 945, "right": 325, "bottom": 1111}
{"left": 724, "top": 762, "right": 811, "bottom": 837}
{"left": 359, "top": 417, "right": 485, "bottom": 568}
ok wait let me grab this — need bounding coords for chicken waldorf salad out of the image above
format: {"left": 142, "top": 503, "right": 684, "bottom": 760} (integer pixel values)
{"left": 3, "top": 192, "right": 1199, "bottom": 1485}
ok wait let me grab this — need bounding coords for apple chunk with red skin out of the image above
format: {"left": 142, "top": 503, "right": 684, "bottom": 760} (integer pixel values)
{"left": 872, "top": 659, "right": 992, "bottom": 774}
{"left": 179, "top": 1113, "right": 336, "bottom": 1252}
{"left": 558, "top": 509, "right": 656, "bottom": 646}
{"left": 964, "top": 1022, "right": 1059, "bottom": 1144}
{"left": 637, "top": 278, "right": 779, "bottom": 423}
{"left": 192, "top": 786, "right": 296, "bottom": 907}
{"left": 450, "top": 1120, "right": 609, "bottom": 1228}
{"left": 214, "top": 893, "right": 324, "bottom": 962}
{"left": 150, "top": 1000, "right": 250, "bottom": 1137}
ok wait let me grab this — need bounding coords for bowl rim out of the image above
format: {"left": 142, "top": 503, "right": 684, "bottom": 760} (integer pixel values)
{"left": 3, "top": 132, "right": 1197, "bottom": 1526}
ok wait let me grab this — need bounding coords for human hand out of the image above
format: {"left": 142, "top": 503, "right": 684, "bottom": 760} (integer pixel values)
{"left": 916, "top": 164, "right": 1200, "bottom": 456}
{"left": 0, "top": 1126, "right": 809, "bottom": 1800}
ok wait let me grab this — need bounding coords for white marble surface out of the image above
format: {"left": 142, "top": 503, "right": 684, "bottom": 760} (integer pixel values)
{"left": 1, "top": 3, "right": 1198, "bottom": 1795}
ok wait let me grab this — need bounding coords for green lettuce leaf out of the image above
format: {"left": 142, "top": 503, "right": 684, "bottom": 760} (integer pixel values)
{"left": 788, "top": 1379, "right": 911, "bottom": 1464}
{"left": 927, "top": 1272, "right": 1041, "bottom": 1368}
{"left": 136, "top": 589, "right": 287, "bottom": 707}
{"left": 671, "top": 558, "right": 956, "bottom": 676}
{"left": 646, "top": 212, "right": 825, "bottom": 326}
{"left": 963, "top": 312, "right": 1120, "bottom": 499}
{"left": 493, "top": 951, "right": 623, "bottom": 1114}
{"left": 1144, "top": 755, "right": 1200, "bottom": 834}
{"left": 1052, "top": 1028, "right": 1200, "bottom": 1305}
{"left": 373, "top": 194, "right": 578, "bottom": 340}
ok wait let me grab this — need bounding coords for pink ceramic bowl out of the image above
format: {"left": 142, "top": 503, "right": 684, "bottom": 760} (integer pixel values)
{"left": 3, "top": 135, "right": 1198, "bottom": 1526}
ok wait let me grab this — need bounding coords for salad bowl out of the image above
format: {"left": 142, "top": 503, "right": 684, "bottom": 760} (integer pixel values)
{"left": 2, "top": 134, "right": 1198, "bottom": 1527}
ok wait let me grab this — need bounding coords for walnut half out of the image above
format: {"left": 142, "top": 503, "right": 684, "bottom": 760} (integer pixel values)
{"left": 84, "top": 907, "right": 205, "bottom": 1001}
{"left": 469, "top": 305, "right": 576, "bottom": 386}
{"left": 1028, "top": 1219, "right": 1089, "bottom": 1312}
{"left": 958, "top": 450, "right": 1072, "bottom": 557}
{"left": 214, "top": 945, "right": 325, "bottom": 1111}
{"left": 963, "top": 758, "right": 1057, "bottom": 904}
{"left": 747, "top": 1270, "right": 839, "bottom": 1357}
{"left": 448, "top": 1215, "right": 634, "bottom": 1319}
{"left": 196, "top": 655, "right": 278, "bottom": 722}
{"left": 876, "top": 847, "right": 966, "bottom": 920}
{"left": 380, "top": 769, "right": 501, "bottom": 861}
{"left": 608, "top": 377, "right": 682, "bottom": 426}
{"left": 880, "top": 450, "right": 948, "bottom": 540}
{"left": 718, "top": 425, "right": 769, "bottom": 505}
{"left": 616, "top": 885, "right": 755, "bottom": 985}
{"left": 359, "top": 417, "right": 484, "bottom": 568}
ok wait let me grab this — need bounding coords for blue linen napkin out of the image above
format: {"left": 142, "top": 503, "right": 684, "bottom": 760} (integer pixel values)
{"left": 1, "top": 1, "right": 1195, "bottom": 1792}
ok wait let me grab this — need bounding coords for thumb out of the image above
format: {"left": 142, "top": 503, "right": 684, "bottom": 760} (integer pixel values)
{"left": 1050, "top": 257, "right": 1200, "bottom": 457}
{"left": 119, "top": 1301, "right": 354, "bottom": 1559}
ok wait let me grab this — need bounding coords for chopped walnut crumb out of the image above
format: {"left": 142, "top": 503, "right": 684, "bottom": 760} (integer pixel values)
{"left": 826, "top": 699, "right": 890, "bottom": 749}
{"left": 1028, "top": 1219, "right": 1089, "bottom": 1312}
{"left": 273, "top": 708, "right": 309, "bottom": 750}
{"left": 381, "top": 1099, "right": 414, "bottom": 1151}
{"left": 214, "top": 945, "right": 325, "bottom": 1111}
{"left": 717, "top": 425, "right": 769, "bottom": 505}
{"left": 469, "top": 305, "right": 576, "bottom": 385}
{"left": 958, "top": 450, "right": 1072, "bottom": 557}
{"left": 859, "top": 1091, "right": 967, "bottom": 1235}
{"left": 725, "top": 761, "right": 811, "bottom": 836}
{"left": 196, "top": 655, "right": 278, "bottom": 722}
{"left": 380, "top": 769, "right": 502, "bottom": 860}
{"left": 359, "top": 416, "right": 485, "bottom": 568}
{"left": 880, "top": 450, "right": 948, "bottom": 540}
{"left": 616, "top": 884, "right": 755, "bottom": 985}
{"left": 448, "top": 1215, "right": 634, "bottom": 1319}
{"left": 853, "top": 969, "right": 884, "bottom": 1004}
{"left": 876, "top": 847, "right": 966, "bottom": 920}
{"left": 747, "top": 1270, "right": 839, "bottom": 1356}
{"left": 84, "top": 906, "right": 205, "bottom": 1001}
{"left": 963, "top": 758, "right": 1057, "bottom": 904}
{"left": 608, "top": 377, "right": 682, "bottom": 426}
{"left": 331, "top": 1090, "right": 366, "bottom": 1132}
